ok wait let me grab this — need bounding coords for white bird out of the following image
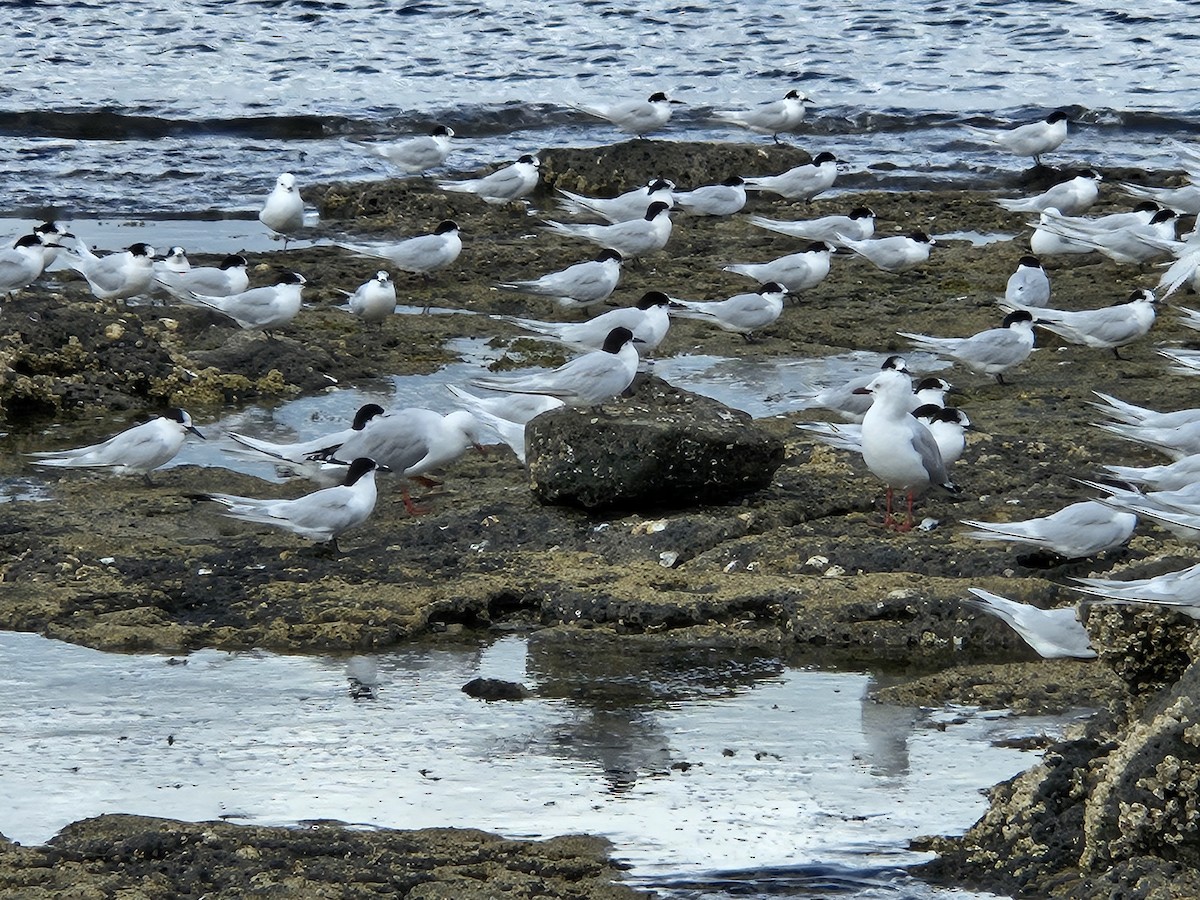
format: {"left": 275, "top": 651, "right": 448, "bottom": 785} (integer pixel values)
{"left": 1070, "top": 561, "right": 1200, "bottom": 617}
{"left": 64, "top": 240, "right": 157, "bottom": 302}
{"left": 1038, "top": 201, "right": 1162, "bottom": 236}
{"left": 899, "top": 310, "right": 1036, "bottom": 384}
{"left": 227, "top": 403, "right": 387, "bottom": 470}
{"left": 673, "top": 176, "right": 747, "bottom": 217}
{"left": 494, "top": 290, "right": 671, "bottom": 356}
{"left": 24, "top": 221, "right": 69, "bottom": 269}
{"left": 838, "top": 231, "right": 934, "bottom": 273}
{"left": 355, "top": 125, "right": 454, "bottom": 175}
{"left": 157, "top": 254, "right": 250, "bottom": 299}
{"left": 28, "top": 408, "right": 204, "bottom": 482}
{"left": 961, "top": 110, "right": 1069, "bottom": 165}
{"left": 307, "top": 407, "right": 488, "bottom": 512}
{"left": 667, "top": 283, "right": 787, "bottom": 342}
{"left": 1005, "top": 255, "right": 1050, "bottom": 308}
{"left": 723, "top": 241, "right": 833, "bottom": 294}
{"left": 1079, "top": 478, "right": 1200, "bottom": 518}
{"left": 445, "top": 386, "right": 565, "bottom": 466}
{"left": 743, "top": 151, "right": 839, "bottom": 200}
{"left": 338, "top": 271, "right": 397, "bottom": 324}
{"left": 856, "top": 367, "right": 959, "bottom": 530}
{"left": 713, "top": 90, "right": 809, "bottom": 140}
{"left": 438, "top": 154, "right": 540, "bottom": 204}
{"left": 1178, "top": 307, "right": 1200, "bottom": 332}
{"left": 1005, "top": 289, "right": 1158, "bottom": 357}
{"left": 1156, "top": 244, "right": 1200, "bottom": 299}
{"left": 337, "top": 220, "right": 462, "bottom": 278}
{"left": 1120, "top": 180, "right": 1200, "bottom": 215}
{"left": 748, "top": 206, "right": 876, "bottom": 245}
{"left": 1089, "top": 392, "right": 1200, "bottom": 430}
{"left": 496, "top": 249, "right": 622, "bottom": 310}
{"left": 794, "top": 354, "right": 912, "bottom": 422}
{"left": 963, "top": 588, "right": 1097, "bottom": 659}
{"left": 1029, "top": 208, "right": 1098, "bottom": 257}
{"left": 1159, "top": 346, "right": 1200, "bottom": 376}
{"left": 258, "top": 173, "right": 305, "bottom": 240}
{"left": 156, "top": 246, "right": 190, "bottom": 278}
{"left": 1101, "top": 453, "right": 1200, "bottom": 492}
{"left": 469, "top": 326, "right": 640, "bottom": 406}
{"left": 191, "top": 457, "right": 379, "bottom": 552}
{"left": 556, "top": 178, "right": 676, "bottom": 223}
{"left": 914, "top": 404, "right": 971, "bottom": 467}
{"left": 994, "top": 170, "right": 1102, "bottom": 215}
{"left": 1102, "top": 504, "right": 1200, "bottom": 544}
{"left": 1093, "top": 418, "right": 1200, "bottom": 462}
{"left": 543, "top": 201, "right": 672, "bottom": 258}
{"left": 180, "top": 272, "right": 306, "bottom": 331}
{"left": 571, "top": 91, "right": 682, "bottom": 136}
{"left": 0, "top": 233, "right": 50, "bottom": 296}
{"left": 1031, "top": 209, "right": 1177, "bottom": 264}
{"left": 962, "top": 500, "right": 1137, "bottom": 560}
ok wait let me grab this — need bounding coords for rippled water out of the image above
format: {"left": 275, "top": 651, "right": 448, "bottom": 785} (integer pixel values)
{"left": 4, "top": 0, "right": 1200, "bottom": 217}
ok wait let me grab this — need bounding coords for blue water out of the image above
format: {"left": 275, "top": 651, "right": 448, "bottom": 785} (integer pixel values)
{"left": 4, "top": 0, "right": 1200, "bottom": 217}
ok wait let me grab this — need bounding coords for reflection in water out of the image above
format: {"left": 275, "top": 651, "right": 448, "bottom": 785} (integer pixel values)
{"left": 859, "top": 676, "right": 922, "bottom": 779}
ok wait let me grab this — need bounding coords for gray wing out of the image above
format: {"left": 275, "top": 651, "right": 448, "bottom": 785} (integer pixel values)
{"left": 956, "top": 329, "right": 1027, "bottom": 367}
{"left": 910, "top": 418, "right": 949, "bottom": 485}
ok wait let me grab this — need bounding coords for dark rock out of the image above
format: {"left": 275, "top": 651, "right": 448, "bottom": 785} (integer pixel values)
{"left": 462, "top": 677, "right": 529, "bottom": 701}
{"left": 526, "top": 377, "right": 785, "bottom": 510}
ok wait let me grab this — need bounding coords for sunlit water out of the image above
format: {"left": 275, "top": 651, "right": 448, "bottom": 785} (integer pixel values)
{"left": 3, "top": 0, "right": 1200, "bottom": 219}
{"left": 0, "top": 630, "right": 1079, "bottom": 897}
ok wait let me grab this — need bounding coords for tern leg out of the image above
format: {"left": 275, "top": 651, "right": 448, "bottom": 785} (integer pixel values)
{"left": 1112, "top": 348, "right": 1125, "bottom": 360}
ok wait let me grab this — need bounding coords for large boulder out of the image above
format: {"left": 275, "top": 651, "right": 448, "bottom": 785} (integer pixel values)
{"left": 526, "top": 377, "right": 785, "bottom": 510}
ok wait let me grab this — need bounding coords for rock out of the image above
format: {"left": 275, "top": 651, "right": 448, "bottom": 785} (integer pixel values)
{"left": 526, "top": 377, "right": 785, "bottom": 510}
{"left": 461, "top": 677, "right": 529, "bottom": 701}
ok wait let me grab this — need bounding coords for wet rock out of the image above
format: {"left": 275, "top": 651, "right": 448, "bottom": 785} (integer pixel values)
{"left": 526, "top": 378, "right": 785, "bottom": 510}
{"left": 462, "top": 677, "right": 529, "bottom": 701}
{"left": 0, "top": 814, "right": 648, "bottom": 899}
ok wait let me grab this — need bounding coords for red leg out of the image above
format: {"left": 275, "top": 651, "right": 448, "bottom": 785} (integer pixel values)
{"left": 399, "top": 483, "right": 430, "bottom": 516}
{"left": 882, "top": 486, "right": 895, "bottom": 528}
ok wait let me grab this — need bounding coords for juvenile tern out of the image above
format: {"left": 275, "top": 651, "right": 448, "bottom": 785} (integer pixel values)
{"left": 723, "top": 241, "right": 833, "bottom": 293}
{"left": 673, "top": 176, "right": 747, "bottom": 217}
{"left": 494, "top": 290, "right": 671, "bottom": 356}
{"left": 338, "top": 271, "right": 397, "bottom": 324}
{"left": 438, "top": 154, "right": 540, "bottom": 204}
{"left": 713, "top": 90, "right": 809, "bottom": 140}
{"left": 571, "top": 91, "right": 682, "bottom": 136}
{"left": 667, "top": 283, "right": 787, "bottom": 342}
{"left": 28, "top": 408, "right": 204, "bottom": 482}
{"left": 962, "top": 500, "right": 1137, "bottom": 560}
{"left": 180, "top": 272, "right": 306, "bottom": 331}
{"left": 743, "top": 151, "right": 839, "bottom": 200}
{"left": 191, "top": 457, "right": 379, "bottom": 552}
{"left": 899, "top": 310, "right": 1036, "bottom": 383}
{"left": 469, "top": 326, "right": 640, "bottom": 405}
{"left": 963, "top": 588, "right": 1096, "bottom": 659}
{"left": 856, "top": 367, "right": 959, "bottom": 530}
{"left": 961, "top": 110, "right": 1069, "bottom": 165}
{"left": 496, "top": 249, "right": 622, "bottom": 310}
{"left": 544, "top": 201, "right": 672, "bottom": 258}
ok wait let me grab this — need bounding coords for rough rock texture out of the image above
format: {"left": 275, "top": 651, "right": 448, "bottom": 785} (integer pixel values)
{"left": 4, "top": 140, "right": 1200, "bottom": 896}
{"left": 0, "top": 815, "right": 647, "bottom": 899}
{"left": 526, "top": 376, "right": 785, "bottom": 509}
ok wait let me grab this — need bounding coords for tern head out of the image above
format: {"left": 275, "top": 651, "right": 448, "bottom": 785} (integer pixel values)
{"left": 647, "top": 177, "right": 676, "bottom": 192}
{"left": 602, "top": 326, "right": 636, "bottom": 353}
{"left": 784, "top": 89, "right": 809, "bottom": 101}
{"left": 1046, "top": 110, "right": 1070, "bottom": 124}
{"left": 219, "top": 254, "right": 249, "bottom": 270}
{"left": 128, "top": 242, "right": 155, "bottom": 259}
{"left": 434, "top": 220, "right": 460, "bottom": 235}
{"left": 759, "top": 282, "right": 788, "bottom": 296}
{"left": 373, "top": 270, "right": 391, "bottom": 284}
{"left": 1003, "top": 310, "right": 1035, "bottom": 328}
{"left": 907, "top": 231, "right": 933, "bottom": 244}
{"left": 1150, "top": 209, "right": 1178, "bottom": 225}
{"left": 517, "top": 154, "right": 540, "bottom": 167}
{"left": 344, "top": 457, "right": 378, "bottom": 486}
{"left": 637, "top": 290, "right": 671, "bottom": 310}
{"left": 595, "top": 248, "right": 623, "bottom": 264}
{"left": 167, "top": 408, "right": 205, "bottom": 439}
{"left": 805, "top": 241, "right": 833, "bottom": 254}
{"left": 644, "top": 201, "right": 672, "bottom": 220}
{"left": 1121, "top": 288, "right": 1158, "bottom": 306}
{"left": 812, "top": 151, "right": 838, "bottom": 165}
{"left": 278, "top": 271, "right": 307, "bottom": 285}
{"left": 14, "top": 233, "right": 43, "bottom": 250}
{"left": 721, "top": 175, "right": 745, "bottom": 187}
{"left": 430, "top": 125, "right": 454, "bottom": 138}
{"left": 881, "top": 354, "right": 910, "bottom": 374}
{"left": 352, "top": 404, "right": 386, "bottom": 430}
{"left": 849, "top": 206, "right": 876, "bottom": 220}
{"left": 1017, "top": 255, "right": 1042, "bottom": 269}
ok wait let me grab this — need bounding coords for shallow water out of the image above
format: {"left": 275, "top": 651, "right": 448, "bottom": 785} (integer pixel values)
{"left": 0, "top": 630, "right": 1080, "bottom": 897}
{"left": 4, "top": 0, "right": 1200, "bottom": 220}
